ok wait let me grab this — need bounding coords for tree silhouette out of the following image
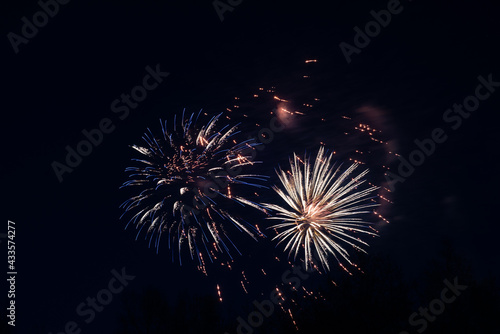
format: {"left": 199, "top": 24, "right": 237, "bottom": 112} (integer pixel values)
{"left": 115, "top": 287, "right": 225, "bottom": 334}
{"left": 113, "top": 239, "right": 499, "bottom": 334}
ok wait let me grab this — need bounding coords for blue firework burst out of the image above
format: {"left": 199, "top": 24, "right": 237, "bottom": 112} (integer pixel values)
{"left": 120, "top": 110, "right": 268, "bottom": 270}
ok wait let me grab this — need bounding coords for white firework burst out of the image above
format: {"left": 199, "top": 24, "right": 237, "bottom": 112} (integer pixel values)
{"left": 263, "top": 147, "right": 379, "bottom": 272}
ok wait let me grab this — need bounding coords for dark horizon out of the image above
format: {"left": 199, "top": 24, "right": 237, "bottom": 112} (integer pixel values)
{"left": 2, "top": 0, "right": 499, "bottom": 333}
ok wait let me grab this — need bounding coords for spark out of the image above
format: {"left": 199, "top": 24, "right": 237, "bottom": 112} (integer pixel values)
{"left": 288, "top": 308, "right": 298, "bottom": 330}
{"left": 274, "top": 96, "right": 289, "bottom": 102}
{"left": 262, "top": 147, "right": 379, "bottom": 272}
{"left": 216, "top": 284, "right": 223, "bottom": 302}
{"left": 241, "top": 280, "right": 248, "bottom": 294}
{"left": 120, "top": 110, "right": 268, "bottom": 270}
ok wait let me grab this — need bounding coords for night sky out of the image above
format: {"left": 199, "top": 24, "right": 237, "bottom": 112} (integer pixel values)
{"left": 2, "top": 0, "right": 500, "bottom": 333}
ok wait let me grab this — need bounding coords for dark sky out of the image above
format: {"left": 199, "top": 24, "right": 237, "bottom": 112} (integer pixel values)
{"left": 2, "top": 0, "right": 500, "bottom": 333}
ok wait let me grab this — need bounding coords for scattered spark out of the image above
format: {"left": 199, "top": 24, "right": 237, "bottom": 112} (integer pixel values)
{"left": 120, "top": 110, "right": 269, "bottom": 271}
{"left": 262, "top": 147, "right": 379, "bottom": 272}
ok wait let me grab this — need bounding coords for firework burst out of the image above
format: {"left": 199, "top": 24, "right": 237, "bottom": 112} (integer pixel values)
{"left": 263, "top": 146, "right": 379, "bottom": 272}
{"left": 120, "top": 110, "right": 268, "bottom": 270}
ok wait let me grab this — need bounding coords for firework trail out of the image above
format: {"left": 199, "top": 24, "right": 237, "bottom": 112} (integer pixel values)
{"left": 119, "top": 110, "right": 268, "bottom": 271}
{"left": 263, "top": 146, "right": 379, "bottom": 272}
